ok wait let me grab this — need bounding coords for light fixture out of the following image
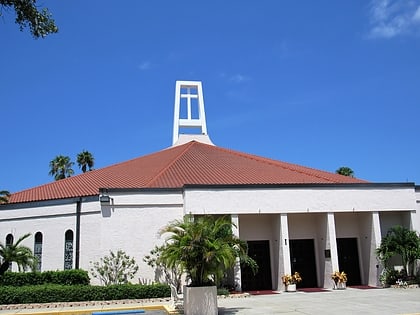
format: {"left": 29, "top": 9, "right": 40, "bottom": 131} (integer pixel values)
{"left": 99, "top": 188, "right": 111, "bottom": 206}
{"left": 99, "top": 195, "right": 111, "bottom": 205}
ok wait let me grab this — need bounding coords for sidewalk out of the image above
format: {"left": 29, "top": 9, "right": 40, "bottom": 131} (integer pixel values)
{"left": 0, "top": 287, "right": 419, "bottom": 315}
{"left": 218, "top": 287, "right": 420, "bottom": 315}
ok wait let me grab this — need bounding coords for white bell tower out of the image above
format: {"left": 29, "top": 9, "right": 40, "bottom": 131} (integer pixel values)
{"left": 172, "top": 80, "right": 214, "bottom": 146}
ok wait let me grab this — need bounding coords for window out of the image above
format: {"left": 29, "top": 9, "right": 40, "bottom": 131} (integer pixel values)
{"left": 34, "top": 232, "right": 43, "bottom": 271}
{"left": 64, "top": 230, "right": 73, "bottom": 270}
{"left": 5, "top": 234, "right": 13, "bottom": 271}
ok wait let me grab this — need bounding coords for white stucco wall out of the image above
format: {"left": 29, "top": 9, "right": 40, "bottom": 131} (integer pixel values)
{"left": 82, "top": 191, "right": 184, "bottom": 283}
{"left": 0, "top": 191, "right": 184, "bottom": 284}
{"left": 184, "top": 185, "right": 416, "bottom": 214}
{"left": 0, "top": 202, "right": 78, "bottom": 271}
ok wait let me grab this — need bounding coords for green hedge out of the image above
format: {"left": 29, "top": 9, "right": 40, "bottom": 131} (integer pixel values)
{"left": 0, "top": 270, "right": 90, "bottom": 286}
{"left": 0, "top": 283, "right": 170, "bottom": 304}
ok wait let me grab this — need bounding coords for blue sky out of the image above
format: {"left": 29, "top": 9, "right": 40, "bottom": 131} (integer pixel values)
{"left": 1, "top": 0, "right": 420, "bottom": 193}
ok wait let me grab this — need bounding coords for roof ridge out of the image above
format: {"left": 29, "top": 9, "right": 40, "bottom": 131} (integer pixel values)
{"left": 145, "top": 141, "right": 196, "bottom": 187}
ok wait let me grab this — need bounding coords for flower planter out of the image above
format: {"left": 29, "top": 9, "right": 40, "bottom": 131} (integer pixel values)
{"left": 286, "top": 284, "right": 297, "bottom": 292}
{"left": 334, "top": 282, "right": 346, "bottom": 290}
{"left": 184, "top": 285, "right": 217, "bottom": 315}
{"left": 282, "top": 272, "right": 302, "bottom": 292}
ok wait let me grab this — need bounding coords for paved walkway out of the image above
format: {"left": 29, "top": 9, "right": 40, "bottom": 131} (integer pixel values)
{"left": 218, "top": 287, "right": 420, "bottom": 315}
{"left": 0, "top": 287, "right": 419, "bottom": 315}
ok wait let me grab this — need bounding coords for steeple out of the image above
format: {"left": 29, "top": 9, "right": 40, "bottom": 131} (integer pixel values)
{"left": 172, "top": 80, "right": 214, "bottom": 146}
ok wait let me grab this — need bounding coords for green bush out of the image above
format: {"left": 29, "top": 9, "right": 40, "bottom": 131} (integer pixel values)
{"left": 217, "top": 288, "right": 230, "bottom": 296}
{"left": 0, "top": 283, "right": 170, "bottom": 304}
{"left": 380, "top": 268, "right": 403, "bottom": 286}
{"left": 379, "top": 268, "right": 419, "bottom": 286}
{"left": 0, "top": 270, "right": 90, "bottom": 286}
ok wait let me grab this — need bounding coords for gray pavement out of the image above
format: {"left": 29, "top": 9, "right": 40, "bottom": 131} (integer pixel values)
{"left": 218, "top": 287, "right": 420, "bottom": 315}
{"left": 0, "top": 287, "right": 419, "bottom": 315}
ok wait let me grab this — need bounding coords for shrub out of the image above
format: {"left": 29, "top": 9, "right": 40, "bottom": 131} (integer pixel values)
{"left": 0, "top": 269, "right": 90, "bottom": 286}
{"left": 90, "top": 250, "right": 139, "bottom": 285}
{"left": 0, "top": 283, "right": 170, "bottom": 304}
{"left": 380, "top": 268, "right": 412, "bottom": 286}
{"left": 217, "top": 288, "right": 230, "bottom": 296}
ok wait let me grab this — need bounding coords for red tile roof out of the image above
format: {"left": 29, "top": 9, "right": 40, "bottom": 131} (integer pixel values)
{"left": 8, "top": 141, "right": 366, "bottom": 204}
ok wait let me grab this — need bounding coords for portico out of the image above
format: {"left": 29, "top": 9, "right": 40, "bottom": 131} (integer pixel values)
{"left": 183, "top": 184, "right": 416, "bottom": 290}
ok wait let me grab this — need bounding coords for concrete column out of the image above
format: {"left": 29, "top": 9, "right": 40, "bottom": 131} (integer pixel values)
{"left": 277, "top": 213, "right": 291, "bottom": 291}
{"left": 323, "top": 212, "right": 339, "bottom": 288}
{"left": 231, "top": 214, "right": 242, "bottom": 291}
{"left": 368, "top": 211, "right": 382, "bottom": 286}
{"left": 410, "top": 210, "right": 418, "bottom": 231}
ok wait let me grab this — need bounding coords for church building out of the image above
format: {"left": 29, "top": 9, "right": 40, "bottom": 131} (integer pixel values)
{"left": 1, "top": 81, "right": 419, "bottom": 291}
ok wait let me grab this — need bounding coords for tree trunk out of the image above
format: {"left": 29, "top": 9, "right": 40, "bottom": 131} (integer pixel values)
{"left": 0, "top": 261, "right": 10, "bottom": 276}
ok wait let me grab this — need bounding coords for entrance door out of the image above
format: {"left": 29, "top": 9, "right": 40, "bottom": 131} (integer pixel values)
{"left": 336, "top": 238, "right": 361, "bottom": 286}
{"left": 241, "top": 240, "right": 272, "bottom": 291}
{"left": 290, "top": 239, "right": 317, "bottom": 288}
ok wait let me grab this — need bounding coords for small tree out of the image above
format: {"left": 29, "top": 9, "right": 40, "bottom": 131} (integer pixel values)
{"left": 144, "top": 245, "right": 183, "bottom": 292}
{"left": 376, "top": 225, "right": 420, "bottom": 276}
{"left": 90, "top": 250, "right": 139, "bottom": 285}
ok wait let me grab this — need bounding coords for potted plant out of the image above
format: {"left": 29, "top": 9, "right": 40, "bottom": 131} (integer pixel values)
{"left": 281, "top": 271, "right": 302, "bottom": 292}
{"left": 158, "top": 214, "right": 257, "bottom": 315}
{"left": 331, "top": 271, "right": 347, "bottom": 289}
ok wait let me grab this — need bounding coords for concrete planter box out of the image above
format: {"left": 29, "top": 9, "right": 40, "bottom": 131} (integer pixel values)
{"left": 184, "top": 285, "right": 217, "bottom": 315}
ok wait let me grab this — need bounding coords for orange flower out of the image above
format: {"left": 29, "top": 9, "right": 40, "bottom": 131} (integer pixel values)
{"left": 282, "top": 272, "right": 302, "bottom": 285}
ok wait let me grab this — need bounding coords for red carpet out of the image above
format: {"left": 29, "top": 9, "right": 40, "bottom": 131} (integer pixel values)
{"left": 298, "top": 288, "right": 330, "bottom": 293}
{"left": 247, "top": 290, "right": 281, "bottom": 295}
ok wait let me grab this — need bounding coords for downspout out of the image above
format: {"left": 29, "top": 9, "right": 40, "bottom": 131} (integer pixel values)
{"left": 75, "top": 197, "right": 82, "bottom": 269}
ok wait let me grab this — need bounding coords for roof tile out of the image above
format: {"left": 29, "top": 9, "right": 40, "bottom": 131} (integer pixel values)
{"left": 8, "top": 141, "right": 366, "bottom": 204}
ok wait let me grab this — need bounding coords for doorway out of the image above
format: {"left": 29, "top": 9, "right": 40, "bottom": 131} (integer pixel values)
{"left": 290, "top": 239, "right": 318, "bottom": 288}
{"left": 336, "top": 238, "right": 361, "bottom": 286}
{"left": 241, "top": 240, "right": 272, "bottom": 291}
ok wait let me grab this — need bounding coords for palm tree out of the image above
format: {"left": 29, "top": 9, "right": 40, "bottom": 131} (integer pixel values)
{"left": 49, "top": 155, "right": 74, "bottom": 180}
{"left": 77, "top": 150, "right": 95, "bottom": 173}
{"left": 376, "top": 225, "right": 420, "bottom": 276}
{"left": 0, "top": 233, "right": 36, "bottom": 275}
{"left": 159, "top": 215, "right": 257, "bottom": 287}
{"left": 336, "top": 166, "right": 354, "bottom": 177}
{"left": 0, "top": 190, "right": 10, "bottom": 204}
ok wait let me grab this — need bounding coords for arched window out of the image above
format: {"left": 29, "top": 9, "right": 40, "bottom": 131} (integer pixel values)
{"left": 34, "top": 232, "right": 43, "bottom": 271}
{"left": 64, "top": 230, "right": 74, "bottom": 270}
{"left": 5, "top": 234, "right": 13, "bottom": 271}
{"left": 5, "top": 234, "right": 13, "bottom": 245}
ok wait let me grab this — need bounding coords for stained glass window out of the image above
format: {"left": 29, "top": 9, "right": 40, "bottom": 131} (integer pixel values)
{"left": 5, "top": 234, "right": 13, "bottom": 271}
{"left": 34, "top": 232, "right": 43, "bottom": 271}
{"left": 64, "top": 230, "right": 73, "bottom": 270}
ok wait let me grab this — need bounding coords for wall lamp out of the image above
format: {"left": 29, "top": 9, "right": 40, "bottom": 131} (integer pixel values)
{"left": 99, "top": 188, "right": 112, "bottom": 206}
{"left": 99, "top": 195, "right": 111, "bottom": 205}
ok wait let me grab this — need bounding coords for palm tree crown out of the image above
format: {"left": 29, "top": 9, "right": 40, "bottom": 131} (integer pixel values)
{"left": 159, "top": 215, "right": 257, "bottom": 287}
{"left": 376, "top": 225, "right": 420, "bottom": 275}
{"left": 0, "top": 233, "right": 36, "bottom": 275}
{"left": 0, "top": 190, "right": 10, "bottom": 204}
{"left": 49, "top": 155, "right": 74, "bottom": 180}
{"left": 336, "top": 166, "right": 354, "bottom": 177}
{"left": 77, "top": 150, "right": 95, "bottom": 173}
